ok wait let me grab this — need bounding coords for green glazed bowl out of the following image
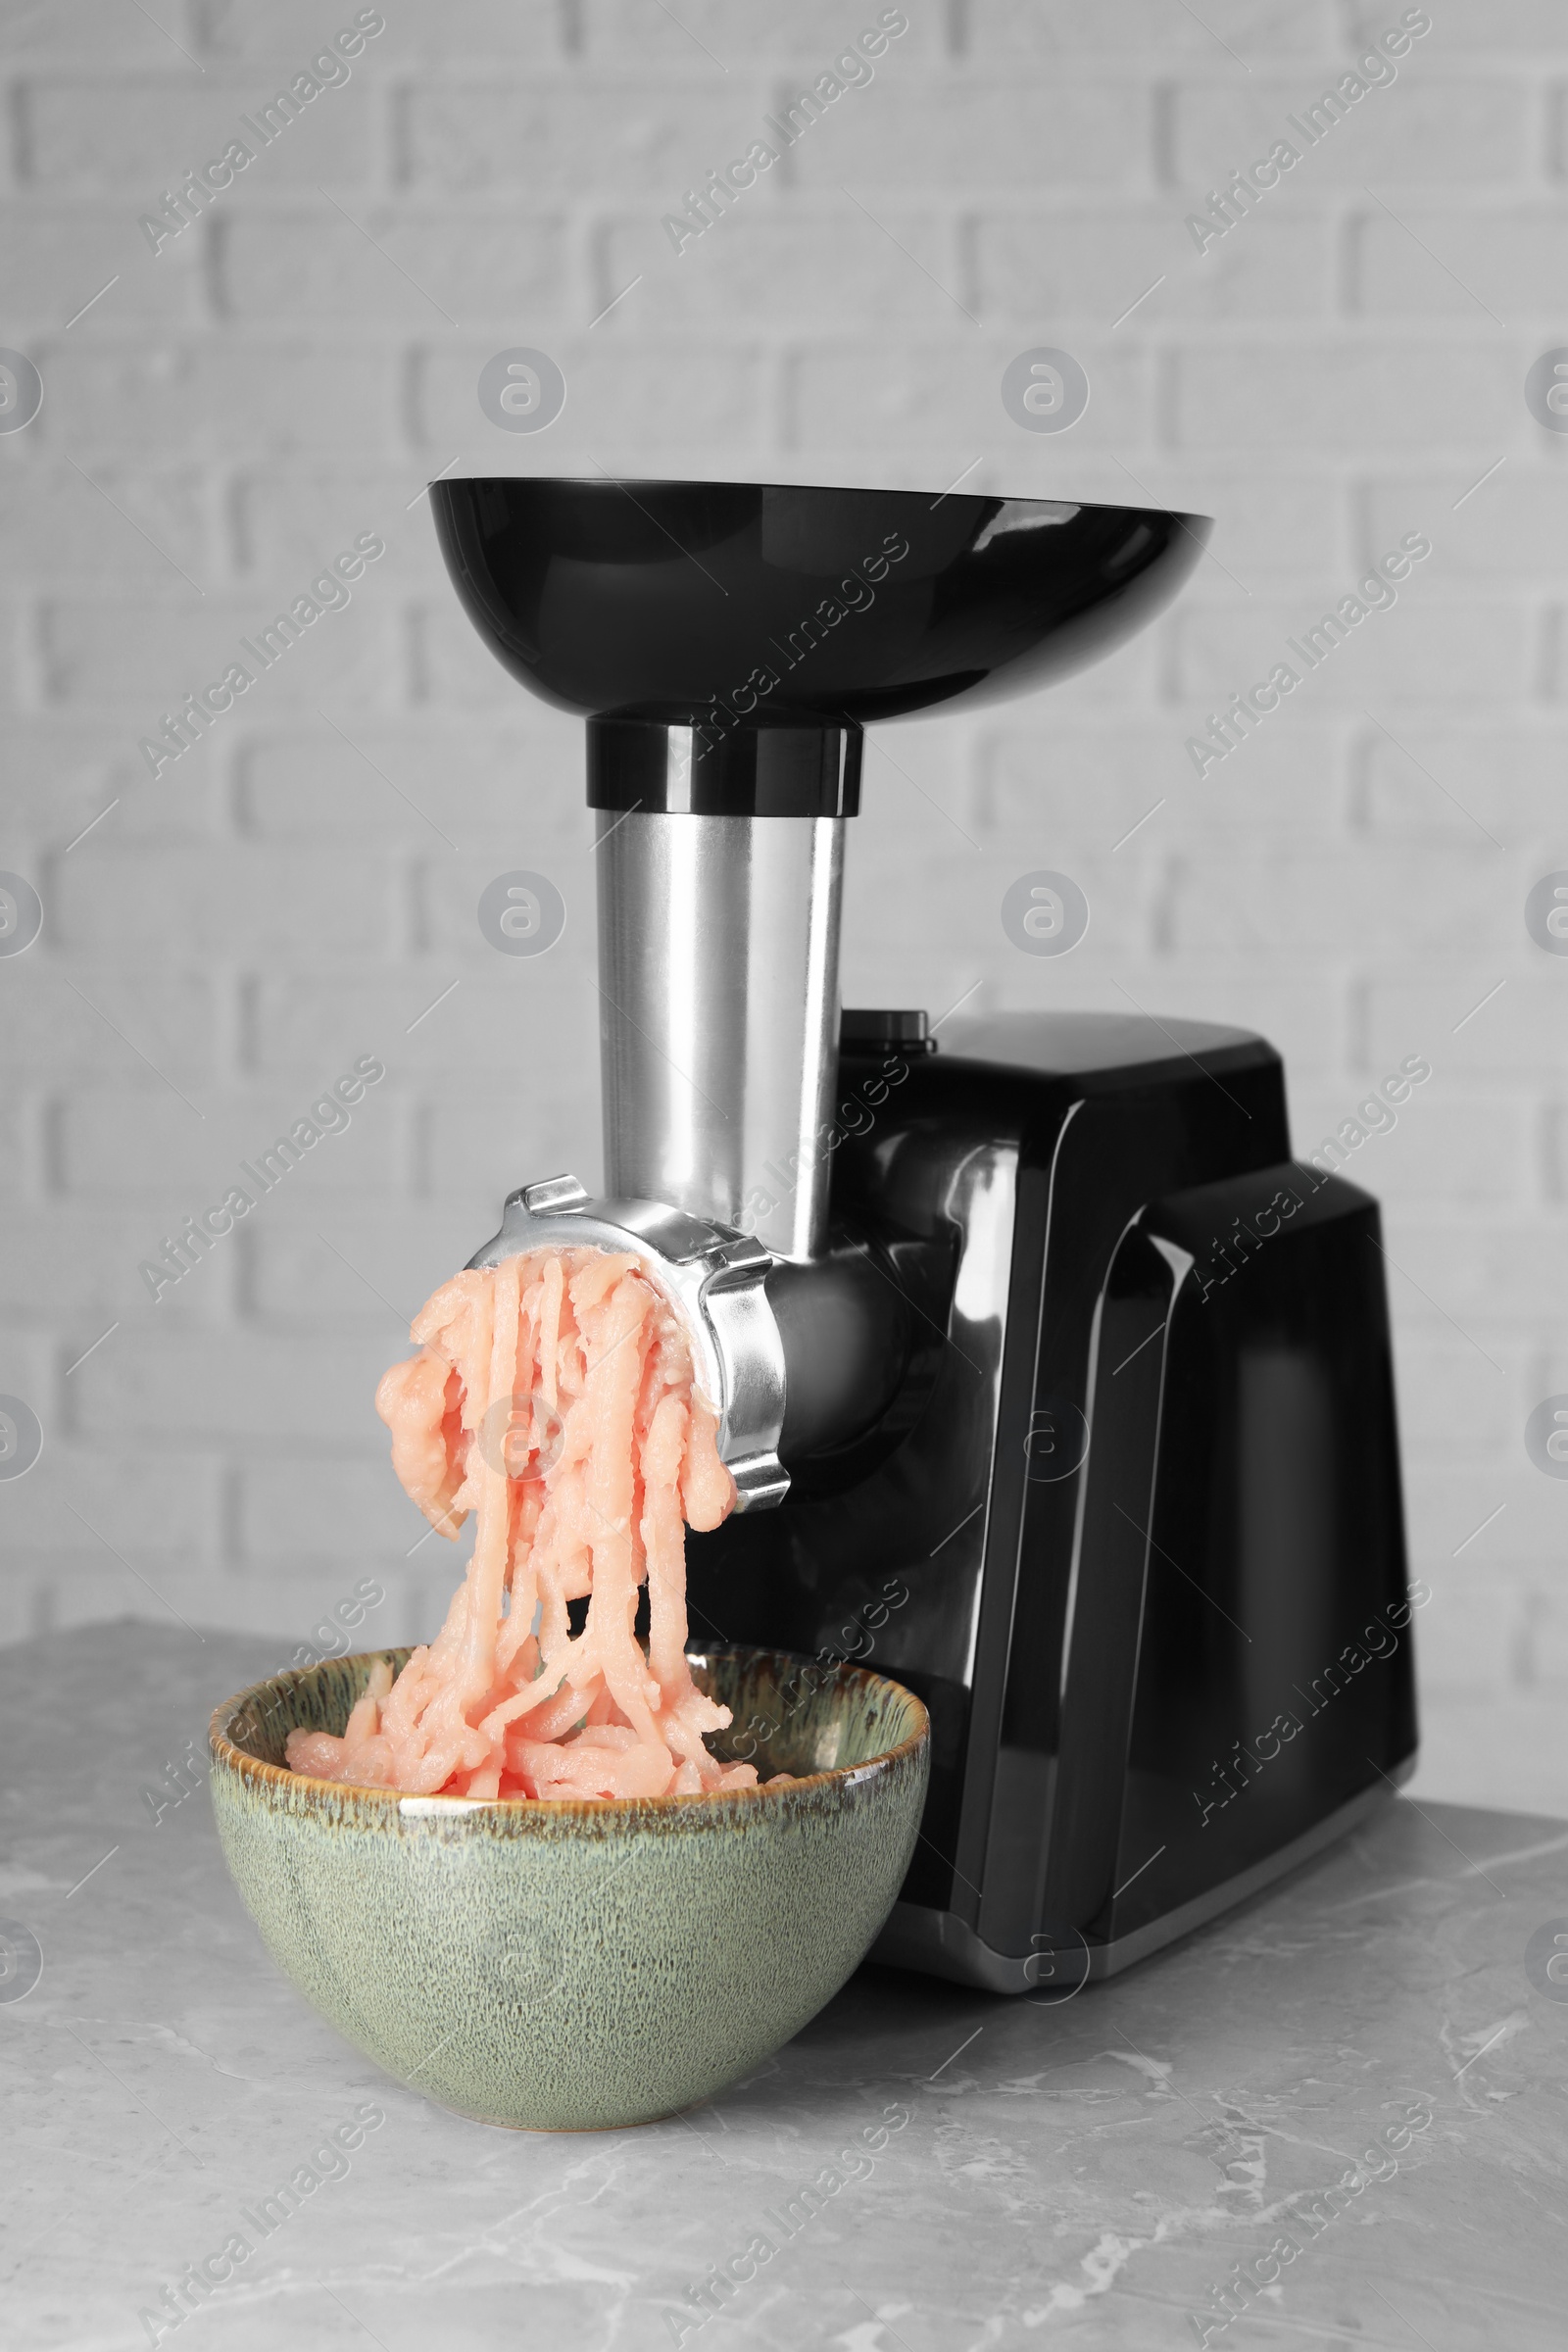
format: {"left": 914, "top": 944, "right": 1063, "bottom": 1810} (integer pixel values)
{"left": 209, "top": 1645, "right": 929, "bottom": 2132}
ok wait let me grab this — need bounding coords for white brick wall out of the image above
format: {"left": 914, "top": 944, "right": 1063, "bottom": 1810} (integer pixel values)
{"left": 2, "top": 0, "right": 1566, "bottom": 1811}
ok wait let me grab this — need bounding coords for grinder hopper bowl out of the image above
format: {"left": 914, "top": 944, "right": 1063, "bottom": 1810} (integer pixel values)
{"left": 430, "top": 476, "right": 1417, "bottom": 1994}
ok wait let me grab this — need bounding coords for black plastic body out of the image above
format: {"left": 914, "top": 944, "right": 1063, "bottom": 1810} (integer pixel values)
{"left": 428, "top": 479, "right": 1209, "bottom": 814}
{"left": 685, "top": 1012, "right": 1417, "bottom": 1988}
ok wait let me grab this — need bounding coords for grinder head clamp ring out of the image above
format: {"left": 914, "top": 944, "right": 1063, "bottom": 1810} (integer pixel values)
{"left": 466, "top": 1174, "right": 789, "bottom": 1511}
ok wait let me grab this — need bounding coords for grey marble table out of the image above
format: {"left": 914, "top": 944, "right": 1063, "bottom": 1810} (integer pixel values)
{"left": 4, "top": 1625, "right": 1566, "bottom": 2352}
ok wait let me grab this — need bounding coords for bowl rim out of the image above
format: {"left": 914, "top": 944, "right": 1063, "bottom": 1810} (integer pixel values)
{"left": 208, "top": 1642, "right": 930, "bottom": 1822}
{"left": 429, "top": 474, "right": 1213, "bottom": 529}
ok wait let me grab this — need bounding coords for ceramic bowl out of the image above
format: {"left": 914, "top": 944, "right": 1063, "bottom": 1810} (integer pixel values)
{"left": 209, "top": 1645, "right": 929, "bottom": 2132}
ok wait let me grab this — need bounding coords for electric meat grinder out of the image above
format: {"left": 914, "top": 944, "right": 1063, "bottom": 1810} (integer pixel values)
{"left": 431, "top": 477, "right": 1416, "bottom": 1994}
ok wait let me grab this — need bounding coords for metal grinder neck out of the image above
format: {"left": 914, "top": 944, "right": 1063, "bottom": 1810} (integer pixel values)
{"left": 595, "top": 808, "right": 846, "bottom": 1261}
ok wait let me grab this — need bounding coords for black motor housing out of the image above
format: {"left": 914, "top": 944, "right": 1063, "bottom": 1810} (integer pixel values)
{"left": 685, "top": 1009, "right": 1416, "bottom": 1992}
